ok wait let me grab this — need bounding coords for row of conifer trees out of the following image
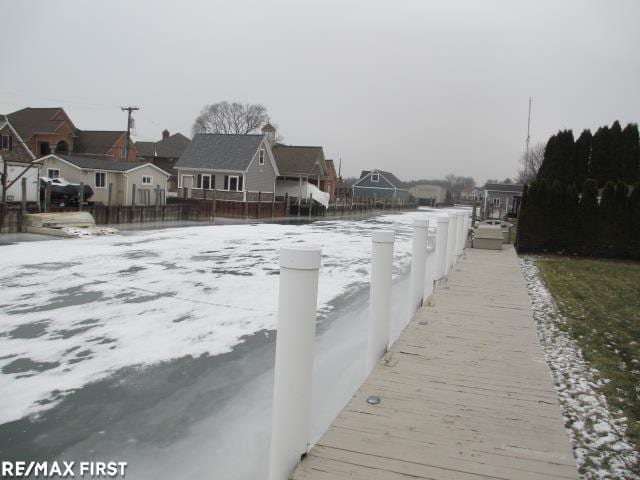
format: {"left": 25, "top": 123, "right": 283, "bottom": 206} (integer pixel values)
{"left": 516, "top": 178, "right": 640, "bottom": 259}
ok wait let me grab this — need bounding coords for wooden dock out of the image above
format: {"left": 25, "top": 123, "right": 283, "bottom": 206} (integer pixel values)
{"left": 292, "top": 246, "right": 578, "bottom": 480}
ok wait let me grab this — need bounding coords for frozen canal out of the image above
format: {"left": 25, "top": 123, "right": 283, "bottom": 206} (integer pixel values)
{"left": 0, "top": 213, "right": 416, "bottom": 479}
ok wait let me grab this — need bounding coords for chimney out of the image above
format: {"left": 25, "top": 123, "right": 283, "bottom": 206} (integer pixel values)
{"left": 162, "top": 129, "right": 170, "bottom": 140}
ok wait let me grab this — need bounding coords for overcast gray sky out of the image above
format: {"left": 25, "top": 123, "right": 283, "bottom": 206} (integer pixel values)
{"left": 3, "top": 0, "right": 639, "bottom": 184}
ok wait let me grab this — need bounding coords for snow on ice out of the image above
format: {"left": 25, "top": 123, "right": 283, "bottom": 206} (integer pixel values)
{"left": 0, "top": 214, "right": 416, "bottom": 425}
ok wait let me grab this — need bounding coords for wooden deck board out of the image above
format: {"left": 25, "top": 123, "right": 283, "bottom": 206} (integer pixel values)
{"left": 292, "top": 246, "right": 577, "bottom": 480}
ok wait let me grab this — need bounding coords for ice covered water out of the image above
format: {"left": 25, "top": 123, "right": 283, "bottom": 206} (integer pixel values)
{"left": 0, "top": 213, "right": 415, "bottom": 426}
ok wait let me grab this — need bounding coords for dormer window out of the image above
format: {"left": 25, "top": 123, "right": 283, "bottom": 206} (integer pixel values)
{"left": 259, "top": 149, "right": 265, "bottom": 165}
{"left": 371, "top": 173, "right": 379, "bottom": 182}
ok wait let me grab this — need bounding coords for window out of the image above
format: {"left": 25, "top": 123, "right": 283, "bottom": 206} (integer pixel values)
{"left": 492, "top": 197, "right": 500, "bottom": 207}
{"left": 224, "top": 175, "right": 243, "bottom": 191}
{"left": 95, "top": 171, "right": 106, "bottom": 188}
{"left": 196, "top": 173, "right": 213, "bottom": 189}
{"left": 142, "top": 175, "right": 153, "bottom": 185}
{"left": 47, "top": 169, "right": 60, "bottom": 179}
{"left": 371, "top": 173, "right": 379, "bottom": 182}
{"left": 259, "top": 149, "right": 265, "bottom": 165}
{"left": 39, "top": 142, "right": 51, "bottom": 156}
{"left": 120, "top": 146, "right": 127, "bottom": 159}
{"left": 1, "top": 134, "right": 11, "bottom": 150}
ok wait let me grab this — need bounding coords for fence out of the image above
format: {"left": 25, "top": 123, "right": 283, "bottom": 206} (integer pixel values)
{"left": 268, "top": 208, "right": 471, "bottom": 480}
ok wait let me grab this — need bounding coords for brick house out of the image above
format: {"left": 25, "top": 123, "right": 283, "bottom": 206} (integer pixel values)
{"left": 4, "top": 107, "right": 137, "bottom": 160}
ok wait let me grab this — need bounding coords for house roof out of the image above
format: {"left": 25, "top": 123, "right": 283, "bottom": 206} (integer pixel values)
{"left": 175, "top": 134, "right": 264, "bottom": 171}
{"left": 6, "top": 107, "right": 76, "bottom": 140}
{"left": 484, "top": 183, "right": 524, "bottom": 193}
{"left": 74, "top": 130, "right": 126, "bottom": 155}
{"left": 136, "top": 133, "right": 190, "bottom": 158}
{"left": 38, "top": 154, "right": 166, "bottom": 173}
{"left": 272, "top": 145, "right": 325, "bottom": 175}
{"left": 358, "top": 169, "right": 407, "bottom": 189}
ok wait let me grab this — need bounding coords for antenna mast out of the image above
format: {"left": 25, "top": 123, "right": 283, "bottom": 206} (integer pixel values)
{"left": 121, "top": 106, "right": 140, "bottom": 159}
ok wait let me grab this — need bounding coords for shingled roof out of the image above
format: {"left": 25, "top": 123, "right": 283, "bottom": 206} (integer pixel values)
{"left": 74, "top": 131, "right": 127, "bottom": 155}
{"left": 6, "top": 107, "right": 76, "bottom": 140}
{"left": 484, "top": 183, "right": 524, "bottom": 193}
{"left": 271, "top": 145, "right": 326, "bottom": 176}
{"left": 358, "top": 169, "right": 407, "bottom": 189}
{"left": 175, "top": 134, "right": 265, "bottom": 171}
{"left": 38, "top": 154, "right": 169, "bottom": 173}
{"left": 136, "top": 133, "right": 190, "bottom": 158}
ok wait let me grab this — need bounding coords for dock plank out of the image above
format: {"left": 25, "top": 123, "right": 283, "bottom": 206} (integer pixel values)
{"left": 291, "top": 246, "right": 577, "bottom": 480}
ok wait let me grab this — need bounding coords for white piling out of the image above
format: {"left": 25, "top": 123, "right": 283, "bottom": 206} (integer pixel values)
{"left": 408, "top": 217, "right": 428, "bottom": 321}
{"left": 446, "top": 211, "right": 457, "bottom": 271}
{"left": 423, "top": 218, "right": 437, "bottom": 299}
{"left": 435, "top": 215, "right": 450, "bottom": 281}
{"left": 456, "top": 211, "right": 465, "bottom": 257}
{"left": 367, "top": 230, "right": 395, "bottom": 375}
{"left": 269, "top": 246, "right": 322, "bottom": 480}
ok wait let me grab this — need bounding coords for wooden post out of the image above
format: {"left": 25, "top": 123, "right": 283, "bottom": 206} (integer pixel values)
{"left": 155, "top": 185, "right": 161, "bottom": 212}
{"left": 20, "top": 177, "right": 27, "bottom": 232}
{"left": 44, "top": 181, "right": 51, "bottom": 213}
{"left": 284, "top": 192, "right": 290, "bottom": 217}
{"left": 257, "top": 191, "right": 262, "bottom": 219}
{"left": 308, "top": 193, "right": 312, "bottom": 219}
{"left": 244, "top": 195, "right": 249, "bottom": 219}
{"left": 78, "top": 182, "right": 84, "bottom": 211}
{"left": 131, "top": 183, "right": 137, "bottom": 206}
{"left": 271, "top": 191, "right": 276, "bottom": 219}
{"left": 107, "top": 183, "right": 113, "bottom": 223}
{"left": 212, "top": 189, "right": 217, "bottom": 222}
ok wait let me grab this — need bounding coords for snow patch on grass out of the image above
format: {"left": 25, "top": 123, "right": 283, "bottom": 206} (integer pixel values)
{"left": 520, "top": 257, "right": 639, "bottom": 479}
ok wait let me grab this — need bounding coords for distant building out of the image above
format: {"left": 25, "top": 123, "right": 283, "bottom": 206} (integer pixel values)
{"left": 483, "top": 183, "right": 523, "bottom": 219}
{"left": 409, "top": 184, "right": 446, "bottom": 206}
{"left": 136, "top": 130, "right": 191, "bottom": 192}
{"left": 352, "top": 169, "right": 410, "bottom": 201}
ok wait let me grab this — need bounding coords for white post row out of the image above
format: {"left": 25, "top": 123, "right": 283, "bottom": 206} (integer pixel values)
{"left": 366, "top": 230, "right": 396, "bottom": 375}
{"left": 269, "top": 246, "right": 322, "bottom": 480}
{"left": 435, "top": 215, "right": 450, "bottom": 281}
{"left": 445, "top": 210, "right": 457, "bottom": 271}
{"left": 407, "top": 217, "right": 428, "bottom": 322}
{"left": 423, "top": 217, "right": 438, "bottom": 300}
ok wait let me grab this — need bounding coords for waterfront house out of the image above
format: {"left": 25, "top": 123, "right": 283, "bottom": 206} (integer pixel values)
{"left": 352, "top": 169, "right": 410, "bottom": 201}
{"left": 35, "top": 154, "right": 170, "bottom": 206}
{"left": 175, "top": 133, "right": 279, "bottom": 201}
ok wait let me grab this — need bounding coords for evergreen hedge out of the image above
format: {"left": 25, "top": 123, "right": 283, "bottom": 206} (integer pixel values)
{"left": 516, "top": 179, "right": 640, "bottom": 259}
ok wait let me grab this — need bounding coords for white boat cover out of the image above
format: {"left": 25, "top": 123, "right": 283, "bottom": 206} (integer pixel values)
{"left": 275, "top": 180, "right": 330, "bottom": 208}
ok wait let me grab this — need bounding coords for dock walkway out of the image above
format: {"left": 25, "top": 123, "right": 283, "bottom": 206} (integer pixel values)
{"left": 292, "top": 246, "right": 578, "bottom": 479}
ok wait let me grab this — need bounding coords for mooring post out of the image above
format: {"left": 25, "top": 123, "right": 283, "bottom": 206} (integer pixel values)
{"left": 408, "top": 217, "right": 428, "bottom": 320}
{"left": 131, "top": 183, "right": 136, "bottom": 207}
{"left": 212, "top": 189, "right": 217, "bottom": 222}
{"left": 366, "top": 230, "right": 395, "bottom": 375}
{"left": 445, "top": 210, "right": 457, "bottom": 272}
{"left": 435, "top": 215, "right": 450, "bottom": 281}
{"left": 78, "top": 182, "right": 84, "bottom": 211}
{"left": 269, "top": 246, "right": 322, "bottom": 480}
{"left": 44, "top": 181, "right": 51, "bottom": 213}
{"left": 423, "top": 218, "right": 438, "bottom": 299}
{"left": 455, "top": 211, "right": 465, "bottom": 258}
{"left": 308, "top": 193, "right": 312, "bottom": 219}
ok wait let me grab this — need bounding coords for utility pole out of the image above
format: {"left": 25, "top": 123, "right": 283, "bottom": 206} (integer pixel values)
{"left": 525, "top": 97, "right": 532, "bottom": 184}
{"left": 121, "top": 106, "right": 139, "bottom": 160}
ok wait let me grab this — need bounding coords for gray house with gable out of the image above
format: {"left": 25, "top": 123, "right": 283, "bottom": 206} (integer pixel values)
{"left": 175, "top": 134, "right": 279, "bottom": 201}
{"left": 352, "top": 169, "right": 410, "bottom": 201}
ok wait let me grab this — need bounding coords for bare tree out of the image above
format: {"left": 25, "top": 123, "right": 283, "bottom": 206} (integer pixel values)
{"left": 517, "top": 142, "right": 545, "bottom": 184}
{"left": 192, "top": 101, "right": 269, "bottom": 135}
